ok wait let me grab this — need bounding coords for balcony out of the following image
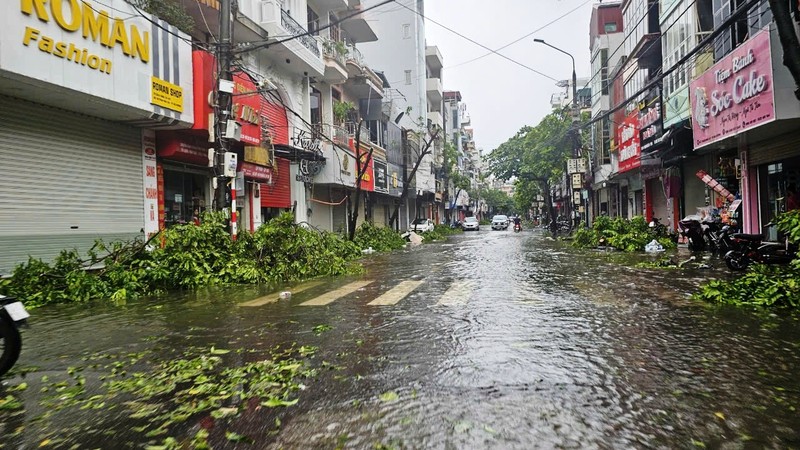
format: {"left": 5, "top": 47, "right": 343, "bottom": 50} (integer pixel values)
{"left": 426, "top": 46, "right": 444, "bottom": 70}
{"left": 426, "top": 77, "right": 443, "bottom": 103}
{"left": 307, "top": 0, "right": 349, "bottom": 12}
{"left": 321, "top": 38, "right": 349, "bottom": 84}
{"left": 428, "top": 111, "right": 443, "bottom": 129}
{"left": 345, "top": 59, "right": 384, "bottom": 100}
{"left": 339, "top": 5, "right": 378, "bottom": 43}
{"left": 259, "top": 1, "right": 324, "bottom": 77}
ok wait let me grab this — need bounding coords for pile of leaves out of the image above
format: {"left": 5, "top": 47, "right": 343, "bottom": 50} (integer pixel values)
{"left": 352, "top": 222, "right": 407, "bottom": 253}
{"left": 421, "top": 224, "right": 462, "bottom": 242}
{"left": 0, "top": 213, "right": 362, "bottom": 308}
{"left": 694, "top": 210, "right": 800, "bottom": 307}
{"left": 1, "top": 344, "right": 317, "bottom": 448}
{"left": 572, "top": 215, "right": 677, "bottom": 252}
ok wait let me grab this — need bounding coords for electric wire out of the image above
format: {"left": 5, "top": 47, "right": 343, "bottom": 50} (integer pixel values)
{"left": 393, "top": 2, "right": 559, "bottom": 82}
{"left": 234, "top": 0, "right": 397, "bottom": 54}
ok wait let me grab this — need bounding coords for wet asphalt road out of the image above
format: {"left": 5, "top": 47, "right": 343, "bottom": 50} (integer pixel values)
{"left": 2, "top": 228, "right": 800, "bottom": 449}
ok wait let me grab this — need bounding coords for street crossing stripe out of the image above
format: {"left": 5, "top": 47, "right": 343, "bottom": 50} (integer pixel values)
{"left": 299, "top": 280, "right": 373, "bottom": 306}
{"left": 367, "top": 280, "right": 424, "bottom": 306}
{"left": 240, "top": 281, "right": 324, "bottom": 307}
{"left": 436, "top": 280, "right": 474, "bottom": 306}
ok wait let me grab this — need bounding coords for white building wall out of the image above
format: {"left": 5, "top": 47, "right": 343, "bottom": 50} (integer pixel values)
{"left": 359, "top": 0, "right": 426, "bottom": 130}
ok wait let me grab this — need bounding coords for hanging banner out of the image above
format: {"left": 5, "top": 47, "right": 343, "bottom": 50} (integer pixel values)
{"left": 616, "top": 110, "right": 640, "bottom": 173}
{"left": 696, "top": 169, "right": 735, "bottom": 201}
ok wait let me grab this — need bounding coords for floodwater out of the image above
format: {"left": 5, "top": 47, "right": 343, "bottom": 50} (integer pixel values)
{"left": 2, "top": 229, "right": 800, "bottom": 449}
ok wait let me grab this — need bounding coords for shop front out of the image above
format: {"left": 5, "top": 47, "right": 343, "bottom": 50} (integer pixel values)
{"left": 0, "top": 0, "right": 193, "bottom": 273}
{"left": 387, "top": 162, "right": 407, "bottom": 230}
{"left": 372, "top": 158, "right": 390, "bottom": 226}
{"left": 689, "top": 26, "right": 800, "bottom": 234}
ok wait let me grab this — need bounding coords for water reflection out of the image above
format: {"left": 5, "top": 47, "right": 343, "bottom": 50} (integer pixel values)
{"left": 2, "top": 230, "right": 799, "bottom": 449}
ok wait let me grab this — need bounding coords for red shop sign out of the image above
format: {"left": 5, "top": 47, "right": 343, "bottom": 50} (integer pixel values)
{"left": 357, "top": 147, "right": 374, "bottom": 192}
{"left": 157, "top": 133, "right": 209, "bottom": 166}
{"left": 191, "top": 50, "right": 261, "bottom": 145}
{"left": 616, "top": 110, "right": 640, "bottom": 173}
{"left": 239, "top": 162, "right": 272, "bottom": 182}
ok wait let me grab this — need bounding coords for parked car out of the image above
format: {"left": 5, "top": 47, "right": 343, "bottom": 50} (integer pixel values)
{"left": 409, "top": 218, "right": 435, "bottom": 233}
{"left": 462, "top": 216, "right": 480, "bottom": 231}
{"left": 491, "top": 215, "right": 509, "bottom": 230}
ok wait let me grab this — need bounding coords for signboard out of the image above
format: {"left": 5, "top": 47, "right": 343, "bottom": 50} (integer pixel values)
{"left": 388, "top": 162, "right": 404, "bottom": 197}
{"left": 4, "top": 0, "right": 193, "bottom": 124}
{"left": 296, "top": 159, "right": 324, "bottom": 183}
{"left": 357, "top": 149, "right": 375, "bottom": 192}
{"left": 239, "top": 162, "right": 272, "bottom": 182}
{"left": 690, "top": 27, "right": 775, "bottom": 149}
{"left": 374, "top": 160, "right": 389, "bottom": 194}
{"left": 639, "top": 89, "right": 663, "bottom": 151}
{"left": 142, "top": 130, "right": 159, "bottom": 239}
{"left": 232, "top": 73, "right": 261, "bottom": 145}
{"left": 571, "top": 173, "right": 583, "bottom": 189}
{"left": 616, "top": 110, "right": 641, "bottom": 173}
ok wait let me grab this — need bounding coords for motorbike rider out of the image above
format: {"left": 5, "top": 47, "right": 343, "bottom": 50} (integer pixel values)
{"left": 513, "top": 216, "right": 521, "bottom": 230}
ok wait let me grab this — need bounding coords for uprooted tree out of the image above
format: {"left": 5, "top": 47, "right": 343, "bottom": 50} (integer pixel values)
{"left": 388, "top": 127, "right": 441, "bottom": 230}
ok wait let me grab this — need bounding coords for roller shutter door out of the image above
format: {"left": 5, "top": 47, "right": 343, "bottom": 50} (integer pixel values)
{"left": 260, "top": 157, "right": 292, "bottom": 208}
{"left": 0, "top": 96, "right": 143, "bottom": 274}
{"left": 748, "top": 133, "right": 800, "bottom": 166}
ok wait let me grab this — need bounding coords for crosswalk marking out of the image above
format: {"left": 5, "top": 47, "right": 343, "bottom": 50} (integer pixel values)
{"left": 299, "top": 280, "right": 372, "bottom": 306}
{"left": 240, "top": 281, "right": 324, "bottom": 307}
{"left": 436, "top": 280, "right": 474, "bottom": 306}
{"left": 367, "top": 280, "right": 424, "bottom": 306}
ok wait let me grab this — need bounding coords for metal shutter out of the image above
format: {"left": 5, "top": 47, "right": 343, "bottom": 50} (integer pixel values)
{"left": 260, "top": 157, "right": 292, "bottom": 208}
{"left": 261, "top": 98, "right": 289, "bottom": 146}
{"left": 748, "top": 134, "right": 800, "bottom": 166}
{"left": 0, "top": 96, "right": 143, "bottom": 274}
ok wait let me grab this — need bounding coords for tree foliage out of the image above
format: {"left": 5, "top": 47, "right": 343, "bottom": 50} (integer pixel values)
{"left": 485, "top": 109, "right": 575, "bottom": 229}
{"left": 128, "top": 0, "right": 195, "bottom": 34}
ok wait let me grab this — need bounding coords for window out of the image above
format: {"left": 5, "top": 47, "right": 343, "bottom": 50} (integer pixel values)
{"left": 604, "top": 22, "right": 618, "bottom": 33}
{"left": 402, "top": 24, "right": 411, "bottom": 39}
{"left": 404, "top": 70, "right": 412, "bottom": 85}
{"left": 332, "top": 88, "right": 341, "bottom": 101}
{"left": 307, "top": 7, "right": 319, "bottom": 36}
{"left": 310, "top": 88, "right": 321, "bottom": 125}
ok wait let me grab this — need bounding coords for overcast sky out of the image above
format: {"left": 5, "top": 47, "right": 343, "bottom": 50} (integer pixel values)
{"left": 424, "top": 0, "right": 595, "bottom": 154}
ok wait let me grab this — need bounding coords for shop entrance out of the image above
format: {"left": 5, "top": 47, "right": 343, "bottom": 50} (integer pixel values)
{"left": 163, "top": 169, "right": 208, "bottom": 227}
{"left": 761, "top": 157, "right": 800, "bottom": 240}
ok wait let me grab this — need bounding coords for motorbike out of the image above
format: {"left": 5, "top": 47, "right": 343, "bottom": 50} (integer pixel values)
{"left": 678, "top": 215, "right": 708, "bottom": 251}
{"left": 0, "top": 294, "right": 29, "bottom": 376}
{"left": 513, "top": 222, "right": 522, "bottom": 233}
{"left": 724, "top": 223, "right": 798, "bottom": 271}
{"left": 705, "top": 221, "right": 737, "bottom": 254}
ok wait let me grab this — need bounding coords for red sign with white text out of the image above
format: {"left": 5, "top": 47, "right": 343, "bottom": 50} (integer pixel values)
{"left": 239, "top": 162, "right": 273, "bottom": 182}
{"left": 358, "top": 146, "right": 375, "bottom": 192}
{"left": 690, "top": 27, "right": 775, "bottom": 149}
{"left": 616, "top": 111, "right": 640, "bottom": 173}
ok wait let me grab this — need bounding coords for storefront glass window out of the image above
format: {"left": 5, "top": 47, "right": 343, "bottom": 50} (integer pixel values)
{"left": 164, "top": 170, "right": 207, "bottom": 227}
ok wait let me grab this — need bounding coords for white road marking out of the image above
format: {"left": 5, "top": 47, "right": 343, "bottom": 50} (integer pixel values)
{"left": 240, "top": 281, "right": 324, "bottom": 307}
{"left": 367, "top": 280, "right": 425, "bottom": 306}
{"left": 436, "top": 280, "right": 474, "bottom": 306}
{"left": 298, "top": 280, "right": 373, "bottom": 306}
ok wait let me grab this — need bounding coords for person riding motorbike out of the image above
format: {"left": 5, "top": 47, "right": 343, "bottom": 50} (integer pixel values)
{"left": 513, "top": 216, "right": 522, "bottom": 232}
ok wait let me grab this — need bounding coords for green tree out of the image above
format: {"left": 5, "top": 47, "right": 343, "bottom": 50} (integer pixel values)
{"left": 485, "top": 110, "right": 575, "bottom": 233}
{"left": 480, "top": 187, "right": 513, "bottom": 216}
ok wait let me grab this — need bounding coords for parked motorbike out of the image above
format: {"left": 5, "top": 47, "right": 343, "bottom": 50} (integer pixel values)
{"left": 678, "top": 215, "right": 708, "bottom": 251}
{"left": 705, "top": 221, "right": 737, "bottom": 254}
{"left": 724, "top": 223, "right": 798, "bottom": 271}
{"left": 1, "top": 294, "right": 29, "bottom": 376}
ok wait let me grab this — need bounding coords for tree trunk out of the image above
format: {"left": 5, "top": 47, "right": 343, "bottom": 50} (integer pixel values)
{"left": 768, "top": 0, "right": 800, "bottom": 100}
{"left": 347, "top": 120, "right": 373, "bottom": 241}
{"left": 389, "top": 129, "right": 441, "bottom": 229}
{"left": 540, "top": 179, "right": 558, "bottom": 236}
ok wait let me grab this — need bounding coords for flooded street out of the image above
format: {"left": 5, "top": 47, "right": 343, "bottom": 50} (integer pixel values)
{"left": 2, "top": 229, "right": 800, "bottom": 449}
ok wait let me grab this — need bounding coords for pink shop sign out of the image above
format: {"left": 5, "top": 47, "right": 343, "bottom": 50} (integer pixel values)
{"left": 690, "top": 27, "right": 775, "bottom": 149}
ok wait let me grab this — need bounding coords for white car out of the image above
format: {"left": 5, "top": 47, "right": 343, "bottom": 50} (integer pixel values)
{"left": 409, "top": 218, "right": 435, "bottom": 233}
{"left": 491, "top": 215, "right": 509, "bottom": 230}
{"left": 461, "top": 216, "right": 480, "bottom": 231}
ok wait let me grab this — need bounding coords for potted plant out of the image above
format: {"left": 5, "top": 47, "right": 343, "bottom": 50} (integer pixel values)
{"left": 333, "top": 100, "right": 354, "bottom": 123}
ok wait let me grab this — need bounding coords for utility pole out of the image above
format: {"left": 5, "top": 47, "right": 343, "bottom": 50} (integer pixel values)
{"left": 215, "top": 0, "right": 237, "bottom": 239}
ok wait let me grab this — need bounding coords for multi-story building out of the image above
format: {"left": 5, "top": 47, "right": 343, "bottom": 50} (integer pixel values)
{"left": 588, "top": 2, "right": 624, "bottom": 221}
{"left": 687, "top": 1, "right": 800, "bottom": 237}
{"left": 0, "top": 0, "right": 195, "bottom": 273}
{"left": 426, "top": 45, "right": 445, "bottom": 223}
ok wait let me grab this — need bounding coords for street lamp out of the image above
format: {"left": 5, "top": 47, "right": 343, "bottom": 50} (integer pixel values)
{"left": 533, "top": 38, "right": 577, "bottom": 129}
{"left": 535, "top": 38, "right": 582, "bottom": 229}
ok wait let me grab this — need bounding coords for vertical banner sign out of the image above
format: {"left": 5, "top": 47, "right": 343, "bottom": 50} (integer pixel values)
{"left": 616, "top": 110, "right": 641, "bottom": 173}
{"left": 142, "top": 130, "right": 159, "bottom": 238}
{"left": 157, "top": 164, "right": 166, "bottom": 232}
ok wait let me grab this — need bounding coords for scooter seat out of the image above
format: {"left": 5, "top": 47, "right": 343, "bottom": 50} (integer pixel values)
{"left": 731, "top": 233, "right": 763, "bottom": 241}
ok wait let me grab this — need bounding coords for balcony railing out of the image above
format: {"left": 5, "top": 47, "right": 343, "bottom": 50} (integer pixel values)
{"left": 280, "top": 9, "right": 320, "bottom": 58}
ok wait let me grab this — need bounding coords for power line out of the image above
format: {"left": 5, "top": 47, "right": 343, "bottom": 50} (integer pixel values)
{"left": 394, "top": 2, "right": 559, "bottom": 82}
{"left": 234, "top": 0, "right": 397, "bottom": 54}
